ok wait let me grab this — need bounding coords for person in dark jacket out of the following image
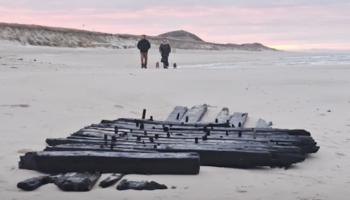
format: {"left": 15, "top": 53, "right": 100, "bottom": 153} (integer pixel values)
{"left": 159, "top": 38, "right": 171, "bottom": 69}
{"left": 137, "top": 35, "right": 151, "bottom": 68}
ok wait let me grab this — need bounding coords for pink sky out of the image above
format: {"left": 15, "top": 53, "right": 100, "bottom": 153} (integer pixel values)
{"left": 1, "top": 1, "right": 349, "bottom": 50}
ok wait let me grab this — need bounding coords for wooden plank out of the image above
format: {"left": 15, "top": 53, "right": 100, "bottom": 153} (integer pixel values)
{"left": 19, "top": 151, "right": 200, "bottom": 175}
{"left": 46, "top": 137, "right": 303, "bottom": 157}
{"left": 84, "top": 125, "right": 311, "bottom": 137}
{"left": 17, "top": 176, "right": 53, "bottom": 191}
{"left": 229, "top": 112, "right": 248, "bottom": 127}
{"left": 117, "top": 179, "right": 167, "bottom": 190}
{"left": 179, "top": 104, "right": 208, "bottom": 123}
{"left": 165, "top": 106, "right": 188, "bottom": 122}
{"left": 44, "top": 143, "right": 305, "bottom": 168}
{"left": 256, "top": 118, "right": 273, "bottom": 128}
{"left": 71, "top": 129, "right": 316, "bottom": 145}
{"left": 46, "top": 135, "right": 315, "bottom": 155}
{"left": 93, "top": 120, "right": 311, "bottom": 136}
{"left": 70, "top": 128, "right": 318, "bottom": 154}
{"left": 215, "top": 107, "right": 232, "bottom": 123}
{"left": 112, "top": 117, "right": 227, "bottom": 127}
{"left": 99, "top": 173, "right": 124, "bottom": 188}
{"left": 69, "top": 129, "right": 317, "bottom": 153}
{"left": 54, "top": 172, "right": 101, "bottom": 191}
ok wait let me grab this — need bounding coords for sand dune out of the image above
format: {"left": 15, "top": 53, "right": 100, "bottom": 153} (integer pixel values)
{"left": 0, "top": 23, "right": 277, "bottom": 51}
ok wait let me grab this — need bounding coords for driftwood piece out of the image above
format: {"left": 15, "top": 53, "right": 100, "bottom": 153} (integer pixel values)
{"left": 166, "top": 106, "right": 188, "bottom": 122}
{"left": 54, "top": 172, "right": 101, "bottom": 191}
{"left": 229, "top": 112, "right": 248, "bottom": 127}
{"left": 17, "top": 176, "right": 53, "bottom": 191}
{"left": 99, "top": 173, "right": 125, "bottom": 188}
{"left": 180, "top": 104, "right": 208, "bottom": 123}
{"left": 215, "top": 107, "right": 232, "bottom": 123}
{"left": 116, "top": 179, "right": 167, "bottom": 191}
{"left": 19, "top": 151, "right": 200, "bottom": 175}
{"left": 256, "top": 118, "right": 273, "bottom": 128}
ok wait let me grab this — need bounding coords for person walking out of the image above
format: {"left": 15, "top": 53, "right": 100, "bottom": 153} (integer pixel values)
{"left": 137, "top": 35, "right": 151, "bottom": 68}
{"left": 159, "top": 38, "right": 171, "bottom": 69}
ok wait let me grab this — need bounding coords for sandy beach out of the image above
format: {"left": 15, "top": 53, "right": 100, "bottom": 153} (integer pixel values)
{"left": 1, "top": 43, "right": 350, "bottom": 200}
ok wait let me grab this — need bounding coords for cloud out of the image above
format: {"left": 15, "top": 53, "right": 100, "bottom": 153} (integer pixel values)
{"left": 0, "top": 0, "right": 349, "bottom": 50}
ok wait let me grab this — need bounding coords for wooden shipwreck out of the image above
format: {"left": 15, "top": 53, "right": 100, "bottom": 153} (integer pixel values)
{"left": 17, "top": 104, "right": 320, "bottom": 191}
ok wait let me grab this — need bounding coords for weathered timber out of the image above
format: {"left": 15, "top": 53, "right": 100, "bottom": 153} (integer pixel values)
{"left": 44, "top": 138, "right": 154, "bottom": 153}
{"left": 97, "top": 120, "right": 164, "bottom": 130}
{"left": 58, "top": 132, "right": 316, "bottom": 144}
{"left": 104, "top": 120, "right": 228, "bottom": 129}
{"left": 19, "top": 151, "right": 200, "bottom": 174}
{"left": 17, "top": 176, "right": 53, "bottom": 191}
{"left": 142, "top": 145, "right": 305, "bottom": 168}
{"left": 270, "top": 153, "right": 306, "bottom": 169}
{"left": 44, "top": 142, "right": 305, "bottom": 168}
{"left": 229, "top": 112, "right": 248, "bottom": 127}
{"left": 112, "top": 118, "right": 228, "bottom": 128}
{"left": 88, "top": 126, "right": 317, "bottom": 145}
{"left": 46, "top": 137, "right": 303, "bottom": 155}
{"left": 69, "top": 131, "right": 318, "bottom": 154}
{"left": 78, "top": 126, "right": 313, "bottom": 140}
{"left": 215, "top": 107, "right": 232, "bottom": 123}
{"left": 99, "top": 173, "right": 124, "bottom": 188}
{"left": 46, "top": 140, "right": 303, "bottom": 157}
{"left": 116, "top": 179, "right": 167, "bottom": 191}
{"left": 142, "top": 109, "right": 146, "bottom": 119}
{"left": 72, "top": 130, "right": 316, "bottom": 148}
{"left": 179, "top": 104, "right": 208, "bottom": 123}
{"left": 44, "top": 144, "right": 154, "bottom": 153}
{"left": 166, "top": 106, "right": 188, "bottom": 122}
{"left": 256, "top": 118, "right": 273, "bottom": 128}
{"left": 49, "top": 136, "right": 305, "bottom": 161}
{"left": 46, "top": 141, "right": 304, "bottom": 161}
{"left": 54, "top": 172, "right": 101, "bottom": 191}
{"left": 128, "top": 134, "right": 319, "bottom": 154}
{"left": 95, "top": 121, "right": 312, "bottom": 136}
{"left": 67, "top": 133, "right": 310, "bottom": 151}
{"left": 91, "top": 120, "right": 311, "bottom": 136}
{"left": 66, "top": 135, "right": 298, "bottom": 147}
{"left": 124, "top": 131, "right": 315, "bottom": 141}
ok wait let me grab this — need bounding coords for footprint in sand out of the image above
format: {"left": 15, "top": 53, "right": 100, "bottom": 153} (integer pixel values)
{"left": 336, "top": 153, "right": 345, "bottom": 157}
{"left": 114, "top": 105, "right": 124, "bottom": 109}
{"left": 17, "top": 149, "right": 34, "bottom": 154}
{"left": 207, "top": 105, "right": 218, "bottom": 108}
{"left": 236, "top": 186, "right": 249, "bottom": 193}
{"left": 236, "top": 189, "right": 248, "bottom": 193}
{"left": 0, "top": 104, "right": 30, "bottom": 108}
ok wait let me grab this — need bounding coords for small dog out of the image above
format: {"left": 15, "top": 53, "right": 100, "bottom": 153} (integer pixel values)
{"left": 156, "top": 62, "right": 159, "bottom": 69}
{"left": 173, "top": 63, "right": 177, "bottom": 69}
